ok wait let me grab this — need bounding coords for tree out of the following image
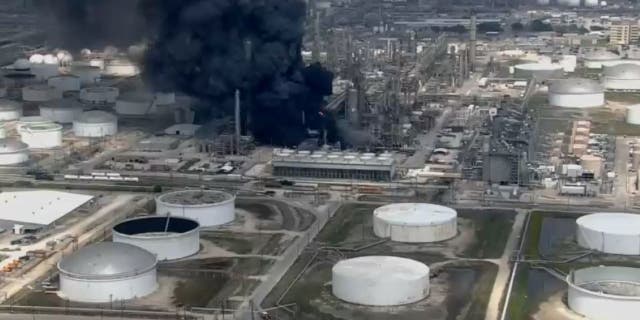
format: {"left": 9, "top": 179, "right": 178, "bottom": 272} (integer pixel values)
{"left": 478, "top": 22, "right": 503, "bottom": 33}
{"left": 529, "top": 19, "right": 553, "bottom": 32}
{"left": 511, "top": 22, "right": 525, "bottom": 32}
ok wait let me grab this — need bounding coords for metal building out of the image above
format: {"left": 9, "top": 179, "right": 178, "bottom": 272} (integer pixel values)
{"left": 567, "top": 266, "right": 640, "bottom": 320}
{"left": 332, "top": 256, "right": 429, "bottom": 306}
{"left": 272, "top": 149, "right": 396, "bottom": 181}
{"left": 113, "top": 216, "right": 200, "bottom": 261}
{"left": 373, "top": 203, "right": 457, "bottom": 242}
{"left": 58, "top": 242, "right": 158, "bottom": 303}
{"left": 155, "top": 190, "right": 235, "bottom": 227}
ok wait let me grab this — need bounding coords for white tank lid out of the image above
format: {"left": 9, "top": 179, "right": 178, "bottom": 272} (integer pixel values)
{"left": 333, "top": 256, "right": 429, "bottom": 280}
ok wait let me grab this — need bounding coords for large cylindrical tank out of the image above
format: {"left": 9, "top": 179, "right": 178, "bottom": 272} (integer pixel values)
{"left": 79, "top": 86, "right": 119, "bottom": 105}
{"left": 332, "top": 256, "right": 429, "bottom": 306}
{"left": 627, "top": 105, "right": 640, "bottom": 125}
{"left": 558, "top": 0, "right": 580, "bottom": 6}
{"left": 0, "top": 100, "right": 22, "bottom": 121}
{"left": 548, "top": 78, "right": 604, "bottom": 108}
{"left": 154, "top": 92, "right": 175, "bottom": 106}
{"left": 71, "top": 64, "right": 101, "bottom": 86}
{"left": 103, "top": 59, "right": 139, "bottom": 77}
{"left": 583, "top": 50, "right": 620, "bottom": 69}
{"left": 576, "top": 213, "right": 640, "bottom": 255}
{"left": 115, "top": 95, "right": 154, "bottom": 115}
{"left": 47, "top": 75, "right": 81, "bottom": 93}
{"left": 603, "top": 64, "right": 640, "bottom": 90}
{"left": 22, "top": 84, "right": 61, "bottom": 102}
{"left": 16, "top": 116, "right": 52, "bottom": 134}
{"left": 373, "top": 203, "right": 457, "bottom": 243}
{"left": 39, "top": 99, "right": 83, "bottom": 124}
{"left": 73, "top": 110, "right": 118, "bottom": 137}
{"left": 30, "top": 63, "right": 59, "bottom": 81}
{"left": 0, "top": 139, "right": 29, "bottom": 165}
{"left": 567, "top": 266, "right": 640, "bottom": 320}
{"left": 514, "top": 63, "right": 563, "bottom": 80}
{"left": 57, "top": 242, "right": 158, "bottom": 303}
{"left": 113, "top": 216, "right": 200, "bottom": 261}
{"left": 20, "top": 123, "right": 63, "bottom": 149}
{"left": 155, "top": 190, "right": 235, "bottom": 227}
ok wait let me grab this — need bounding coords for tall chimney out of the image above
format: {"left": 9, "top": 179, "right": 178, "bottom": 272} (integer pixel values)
{"left": 469, "top": 14, "right": 477, "bottom": 72}
{"left": 312, "top": 10, "right": 321, "bottom": 63}
{"left": 235, "top": 89, "right": 241, "bottom": 155}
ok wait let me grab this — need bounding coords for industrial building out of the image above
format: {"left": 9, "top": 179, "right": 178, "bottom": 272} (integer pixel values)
{"left": 548, "top": 79, "right": 604, "bottom": 108}
{"left": 57, "top": 242, "right": 158, "bottom": 303}
{"left": 610, "top": 22, "right": 640, "bottom": 46}
{"left": 567, "top": 266, "right": 640, "bottom": 320}
{"left": 112, "top": 216, "right": 200, "bottom": 261}
{"left": 583, "top": 51, "right": 620, "bottom": 69}
{"left": 576, "top": 213, "right": 640, "bottom": 255}
{"left": 20, "top": 123, "right": 63, "bottom": 149}
{"left": 332, "top": 256, "right": 430, "bottom": 306}
{"left": 272, "top": 149, "right": 396, "bottom": 181}
{"left": 0, "top": 190, "right": 93, "bottom": 230}
{"left": 373, "top": 203, "right": 457, "bottom": 243}
{"left": 0, "top": 139, "right": 29, "bottom": 165}
{"left": 513, "top": 63, "right": 563, "bottom": 80}
{"left": 155, "top": 190, "right": 235, "bottom": 227}
{"left": 73, "top": 110, "right": 118, "bottom": 137}
{"left": 602, "top": 64, "right": 640, "bottom": 91}
{"left": 21, "top": 84, "right": 60, "bottom": 102}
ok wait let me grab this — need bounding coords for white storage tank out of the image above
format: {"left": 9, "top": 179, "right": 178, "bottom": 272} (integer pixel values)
{"left": 20, "top": 123, "right": 63, "bottom": 149}
{"left": 373, "top": 203, "right": 457, "bottom": 243}
{"left": 584, "top": 0, "right": 599, "bottom": 6}
{"left": 22, "top": 84, "right": 61, "bottom": 102}
{"left": 576, "top": 213, "right": 640, "bottom": 255}
{"left": 71, "top": 64, "right": 101, "bottom": 85}
{"left": 57, "top": 242, "right": 158, "bottom": 303}
{"left": 0, "top": 139, "right": 29, "bottom": 165}
{"left": 567, "top": 266, "right": 640, "bottom": 320}
{"left": 155, "top": 190, "right": 235, "bottom": 227}
{"left": 0, "top": 123, "right": 5, "bottom": 139}
{"left": 113, "top": 216, "right": 200, "bottom": 261}
{"left": 558, "top": 0, "right": 580, "bottom": 6}
{"left": 548, "top": 78, "right": 604, "bottom": 108}
{"left": 103, "top": 59, "right": 140, "bottom": 77}
{"left": 514, "top": 63, "right": 563, "bottom": 80}
{"left": 332, "top": 256, "right": 429, "bottom": 306}
{"left": 39, "top": 98, "right": 84, "bottom": 123}
{"left": 0, "top": 100, "right": 22, "bottom": 121}
{"left": 603, "top": 64, "right": 640, "bottom": 91}
{"left": 79, "top": 86, "right": 119, "bottom": 105}
{"left": 47, "top": 75, "right": 81, "bottom": 93}
{"left": 17, "top": 116, "right": 52, "bottom": 134}
{"left": 73, "top": 110, "right": 118, "bottom": 137}
{"left": 583, "top": 50, "right": 620, "bottom": 69}
{"left": 115, "top": 95, "right": 154, "bottom": 115}
{"left": 30, "top": 63, "right": 59, "bottom": 81}
{"left": 628, "top": 104, "right": 640, "bottom": 125}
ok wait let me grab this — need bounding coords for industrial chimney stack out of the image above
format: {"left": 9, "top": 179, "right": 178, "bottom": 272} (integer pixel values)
{"left": 234, "top": 89, "right": 241, "bottom": 155}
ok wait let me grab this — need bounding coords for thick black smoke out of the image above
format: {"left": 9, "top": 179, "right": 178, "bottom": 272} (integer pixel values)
{"left": 33, "top": 0, "right": 149, "bottom": 50}
{"left": 38, "top": 0, "right": 334, "bottom": 146}
{"left": 143, "top": 0, "right": 334, "bottom": 145}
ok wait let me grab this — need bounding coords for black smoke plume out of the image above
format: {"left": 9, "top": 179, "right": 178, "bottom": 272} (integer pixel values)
{"left": 33, "top": 0, "right": 149, "bottom": 50}
{"left": 37, "top": 0, "right": 334, "bottom": 146}
{"left": 143, "top": 0, "right": 334, "bottom": 145}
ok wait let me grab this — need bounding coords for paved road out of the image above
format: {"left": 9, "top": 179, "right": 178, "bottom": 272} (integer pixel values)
{"left": 614, "top": 137, "right": 630, "bottom": 208}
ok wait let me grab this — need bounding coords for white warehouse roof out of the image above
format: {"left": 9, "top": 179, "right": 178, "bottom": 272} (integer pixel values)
{"left": 0, "top": 190, "right": 93, "bottom": 226}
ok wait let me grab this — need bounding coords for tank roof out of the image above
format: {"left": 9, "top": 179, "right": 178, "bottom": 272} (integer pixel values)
{"left": 113, "top": 216, "right": 199, "bottom": 235}
{"left": 604, "top": 64, "right": 640, "bottom": 79}
{"left": 333, "top": 256, "right": 429, "bottom": 280}
{"left": 77, "top": 110, "right": 116, "bottom": 123}
{"left": 58, "top": 242, "right": 157, "bottom": 279}
{"left": 24, "top": 123, "right": 62, "bottom": 132}
{"left": 577, "top": 212, "right": 640, "bottom": 235}
{"left": 584, "top": 50, "right": 619, "bottom": 61}
{"left": 374, "top": 203, "right": 457, "bottom": 226}
{"left": 549, "top": 78, "right": 604, "bottom": 94}
{"left": 514, "top": 63, "right": 562, "bottom": 70}
{"left": 157, "top": 190, "right": 234, "bottom": 205}
{"left": 0, "top": 139, "right": 28, "bottom": 153}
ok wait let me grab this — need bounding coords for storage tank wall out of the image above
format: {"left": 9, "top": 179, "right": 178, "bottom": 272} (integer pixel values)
{"left": 59, "top": 270, "right": 157, "bottom": 303}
